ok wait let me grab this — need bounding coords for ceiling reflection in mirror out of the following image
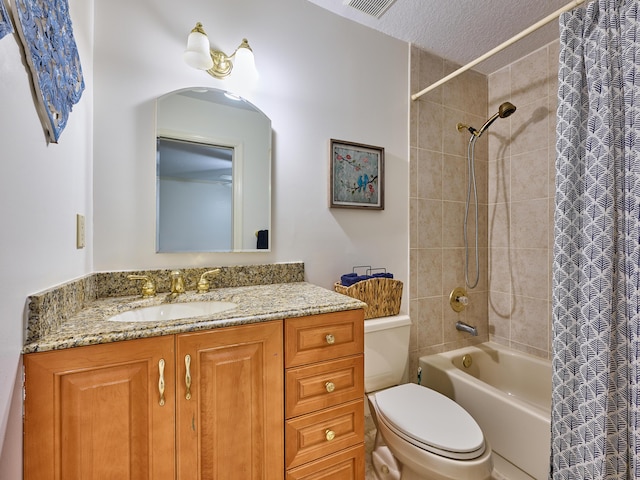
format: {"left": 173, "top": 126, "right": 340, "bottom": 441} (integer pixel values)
{"left": 156, "top": 87, "right": 271, "bottom": 252}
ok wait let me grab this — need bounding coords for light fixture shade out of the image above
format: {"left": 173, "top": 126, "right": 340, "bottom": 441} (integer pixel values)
{"left": 233, "top": 40, "right": 258, "bottom": 81}
{"left": 183, "top": 29, "right": 214, "bottom": 70}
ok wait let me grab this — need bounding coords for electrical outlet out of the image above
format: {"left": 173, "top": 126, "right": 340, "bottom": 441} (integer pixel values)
{"left": 76, "top": 214, "right": 85, "bottom": 249}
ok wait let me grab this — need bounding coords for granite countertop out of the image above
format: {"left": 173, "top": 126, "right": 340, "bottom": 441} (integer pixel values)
{"left": 23, "top": 282, "right": 366, "bottom": 354}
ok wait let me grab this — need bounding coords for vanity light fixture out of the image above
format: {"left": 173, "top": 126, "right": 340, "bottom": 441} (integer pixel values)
{"left": 184, "top": 22, "right": 257, "bottom": 80}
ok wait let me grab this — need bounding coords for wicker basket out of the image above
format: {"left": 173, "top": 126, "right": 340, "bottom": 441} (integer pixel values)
{"left": 334, "top": 277, "right": 403, "bottom": 319}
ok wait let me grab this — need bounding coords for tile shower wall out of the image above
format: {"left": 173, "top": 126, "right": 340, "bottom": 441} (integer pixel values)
{"left": 487, "top": 41, "right": 559, "bottom": 359}
{"left": 410, "top": 41, "right": 558, "bottom": 369}
{"left": 409, "top": 46, "right": 490, "bottom": 375}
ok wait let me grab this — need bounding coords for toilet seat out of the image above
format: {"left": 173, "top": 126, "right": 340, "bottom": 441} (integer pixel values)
{"left": 374, "top": 383, "right": 486, "bottom": 460}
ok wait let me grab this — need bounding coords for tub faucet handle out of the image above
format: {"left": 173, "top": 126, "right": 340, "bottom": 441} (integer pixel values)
{"left": 449, "top": 287, "right": 468, "bottom": 312}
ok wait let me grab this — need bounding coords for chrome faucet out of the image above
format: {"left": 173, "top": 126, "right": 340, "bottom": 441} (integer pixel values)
{"left": 170, "top": 270, "right": 186, "bottom": 295}
{"left": 456, "top": 320, "right": 478, "bottom": 336}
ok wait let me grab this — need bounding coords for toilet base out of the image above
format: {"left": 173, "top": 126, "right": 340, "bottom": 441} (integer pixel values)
{"left": 371, "top": 431, "right": 493, "bottom": 480}
{"left": 371, "top": 444, "right": 401, "bottom": 480}
{"left": 368, "top": 393, "right": 493, "bottom": 480}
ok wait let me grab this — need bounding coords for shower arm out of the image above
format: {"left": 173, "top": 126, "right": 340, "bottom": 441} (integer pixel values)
{"left": 456, "top": 112, "right": 502, "bottom": 138}
{"left": 458, "top": 102, "right": 516, "bottom": 138}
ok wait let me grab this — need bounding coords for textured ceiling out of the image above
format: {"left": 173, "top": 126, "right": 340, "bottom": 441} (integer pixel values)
{"left": 307, "top": 0, "right": 576, "bottom": 75}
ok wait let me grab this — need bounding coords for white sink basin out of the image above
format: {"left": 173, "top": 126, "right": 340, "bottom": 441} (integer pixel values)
{"left": 108, "top": 301, "right": 237, "bottom": 322}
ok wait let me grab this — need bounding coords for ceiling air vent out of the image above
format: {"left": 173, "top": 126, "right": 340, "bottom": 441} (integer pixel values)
{"left": 343, "top": 0, "right": 397, "bottom": 18}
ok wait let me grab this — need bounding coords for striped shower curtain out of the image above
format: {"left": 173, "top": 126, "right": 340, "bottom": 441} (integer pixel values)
{"left": 551, "top": 1, "right": 640, "bottom": 479}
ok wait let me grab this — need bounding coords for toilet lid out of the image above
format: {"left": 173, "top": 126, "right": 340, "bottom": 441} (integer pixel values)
{"left": 374, "top": 383, "right": 485, "bottom": 460}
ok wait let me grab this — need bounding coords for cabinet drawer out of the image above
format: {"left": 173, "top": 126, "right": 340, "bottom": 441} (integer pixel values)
{"left": 285, "top": 399, "right": 364, "bottom": 469}
{"left": 286, "top": 355, "right": 363, "bottom": 418}
{"left": 286, "top": 444, "right": 365, "bottom": 480}
{"left": 285, "top": 310, "right": 364, "bottom": 368}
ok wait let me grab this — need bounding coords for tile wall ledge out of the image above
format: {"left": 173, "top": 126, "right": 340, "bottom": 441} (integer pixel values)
{"left": 27, "top": 262, "right": 305, "bottom": 345}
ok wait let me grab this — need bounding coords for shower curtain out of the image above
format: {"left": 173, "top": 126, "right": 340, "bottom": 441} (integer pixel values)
{"left": 551, "top": 1, "right": 640, "bottom": 479}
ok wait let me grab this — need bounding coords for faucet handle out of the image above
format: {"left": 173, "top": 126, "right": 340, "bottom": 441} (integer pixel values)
{"left": 197, "top": 269, "right": 221, "bottom": 293}
{"left": 127, "top": 275, "right": 156, "bottom": 298}
{"left": 449, "top": 287, "right": 468, "bottom": 312}
{"left": 456, "top": 295, "right": 469, "bottom": 305}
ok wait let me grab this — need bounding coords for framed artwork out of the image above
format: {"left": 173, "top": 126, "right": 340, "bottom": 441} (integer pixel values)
{"left": 13, "top": 0, "right": 84, "bottom": 143}
{"left": 330, "top": 139, "right": 384, "bottom": 210}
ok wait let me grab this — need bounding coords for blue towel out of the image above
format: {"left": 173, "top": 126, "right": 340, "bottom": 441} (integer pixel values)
{"left": 340, "top": 272, "right": 393, "bottom": 287}
{"left": 256, "top": 230, "right": 268, "bottom": 249}
{"left": 340, "top": 273, "right": 369, "bottom": 286}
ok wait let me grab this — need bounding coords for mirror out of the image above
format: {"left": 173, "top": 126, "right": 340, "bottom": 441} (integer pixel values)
{"left": 156, "top": 87, "right": 271, "bottom": 252}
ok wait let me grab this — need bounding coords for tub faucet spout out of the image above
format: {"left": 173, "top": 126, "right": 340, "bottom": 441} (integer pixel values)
{"left": 456, "top": 320, "right": 478, "bottom": 336}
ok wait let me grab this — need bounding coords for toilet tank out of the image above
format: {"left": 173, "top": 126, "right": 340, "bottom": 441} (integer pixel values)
{"left": 364, "top": 314, "right": 412, "bottom": 393}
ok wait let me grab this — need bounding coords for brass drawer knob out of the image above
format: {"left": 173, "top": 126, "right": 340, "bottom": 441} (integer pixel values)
{"left": 325, "top": 429, "right": 336, "bottom": 441}
{"left": 325, "top": 381, "right": 335, "bottom": 393}
{"left": 325, "top": 334, "right": 335, "bottom": 345}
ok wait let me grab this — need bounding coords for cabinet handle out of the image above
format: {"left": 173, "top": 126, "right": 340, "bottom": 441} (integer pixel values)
{"left": 325, "top": 429, "right": 336, "bottom": 441}
{"left": 325, "top": 334, "right": 335, "bottom": 345}
{"left": 158, "top": 359, "right": 166, "bottom": 406}
{"left": 325, "top": 381, "right": 335, "bottom": 393}
{"left": 185, "top": 354, "right": 192, "bottom": 400}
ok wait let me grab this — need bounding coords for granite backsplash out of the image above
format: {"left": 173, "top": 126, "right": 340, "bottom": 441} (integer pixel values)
{"left": 27, "top": 262, "right": 305, "bottom": 345}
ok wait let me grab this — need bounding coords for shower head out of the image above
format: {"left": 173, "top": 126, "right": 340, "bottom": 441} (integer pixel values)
{"left": 476, "top": 101, "right": 517, "bottom": 136}
{"left": 499, "top": 102, "right": 516, "bottom": 118}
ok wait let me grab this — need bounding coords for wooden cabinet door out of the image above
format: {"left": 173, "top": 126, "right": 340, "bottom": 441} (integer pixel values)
{"left": 176, "top": 321, "right": 284, "bottom": 480}
{"left": 24, "top": 336, "right": 176, "bottom": 480}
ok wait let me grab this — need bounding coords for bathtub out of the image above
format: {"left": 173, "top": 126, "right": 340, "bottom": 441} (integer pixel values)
{"left": 419, "top": 342, "right": 551, "bottom": 480}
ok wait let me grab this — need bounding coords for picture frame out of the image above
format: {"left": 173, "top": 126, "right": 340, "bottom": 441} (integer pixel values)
{"left": 330, "top": 139, "right": 384, "bottom": 210}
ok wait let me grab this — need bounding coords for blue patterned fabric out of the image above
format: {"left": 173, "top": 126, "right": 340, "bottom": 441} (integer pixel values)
{"left": 0, "top": 0, "right": 12, "bottom": 39}
{"left": 552, "top": 1, "right": 640, "bottom": 478}
{"left": 13, "top": 0, "right": 84, "bottom": 142}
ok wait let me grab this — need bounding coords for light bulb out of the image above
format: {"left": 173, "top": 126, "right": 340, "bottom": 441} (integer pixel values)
{"left": 233, "top": 40, "right": 258, "bottom": 82}
{"left": 183, "top": 29, "right": 213, "bottom": 70}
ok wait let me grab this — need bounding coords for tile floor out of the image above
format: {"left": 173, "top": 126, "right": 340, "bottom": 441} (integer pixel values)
{"left": 364, "top": 414, "right": 377, "bottom": 479}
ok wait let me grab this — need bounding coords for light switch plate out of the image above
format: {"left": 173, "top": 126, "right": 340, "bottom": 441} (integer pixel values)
{"left": 76, "top": 214, "right": 85, "bottom": 249}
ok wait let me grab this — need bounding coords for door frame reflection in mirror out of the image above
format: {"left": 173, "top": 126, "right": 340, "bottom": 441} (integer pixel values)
{"left": 155, "top": 87, "right": 271, "bottom": 252}
{"left": 156, "top": 133, "right": 243, "bottom": 252}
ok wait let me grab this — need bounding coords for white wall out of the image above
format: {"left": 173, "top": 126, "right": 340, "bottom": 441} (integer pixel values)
{"left": 0, "top": 0, "right": 94, "bottom": 475}
{"left": 93, "top": 0, "right": 410, "bottom": 291}
{"left": 0, "top": 0, "right": 408, "bottom": 475}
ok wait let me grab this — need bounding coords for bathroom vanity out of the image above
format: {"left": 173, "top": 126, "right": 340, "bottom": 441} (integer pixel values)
{"left": 24, "top": 322, "right": 283, "bottom": 478}
{"left": 22, "top": 265, "right": 365, "bottom": 480}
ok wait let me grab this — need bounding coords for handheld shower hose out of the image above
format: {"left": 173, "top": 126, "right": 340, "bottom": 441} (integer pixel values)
{"left": 458, "top": 102, "right": 516, "bottom": 289}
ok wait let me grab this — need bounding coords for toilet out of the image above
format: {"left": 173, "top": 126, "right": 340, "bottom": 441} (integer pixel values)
{"left": 365, "top": 315, "right": 493, "bottom": 480}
